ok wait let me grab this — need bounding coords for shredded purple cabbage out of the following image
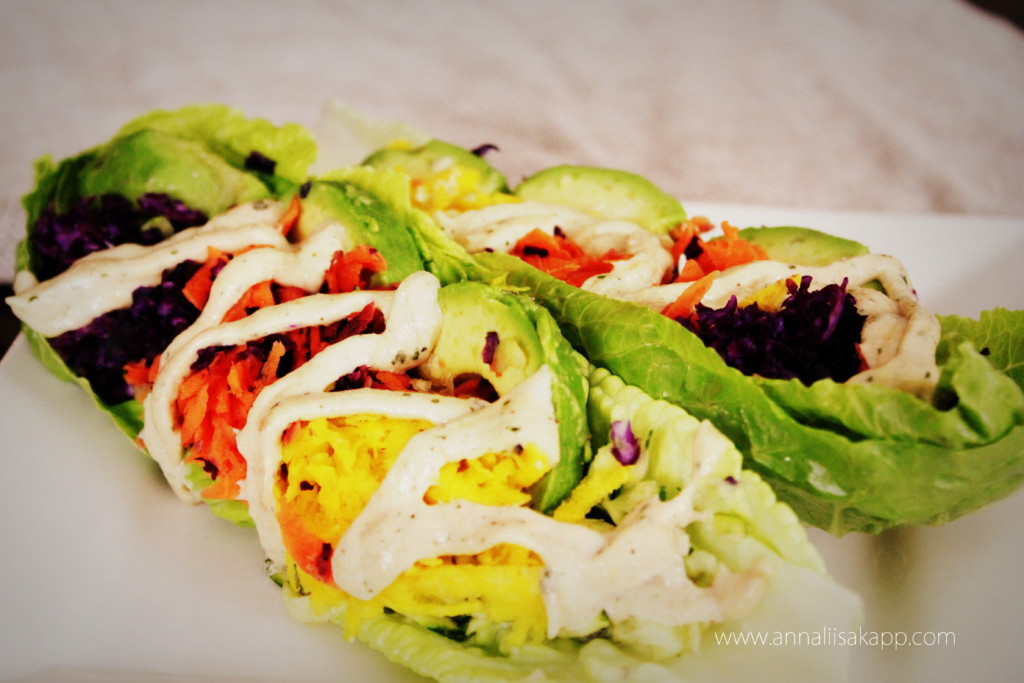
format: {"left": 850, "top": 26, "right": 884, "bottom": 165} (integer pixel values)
{"left": 482, "top": 330, "right": 500, "bottom": 366}
{"left": 192, "top": 304, "right": 387, "bottom": 381}
{"left": 610, "top": 419, "right": 640, "bottom": 465}
{"left": 30, "top": 193, "right": 207, "bottom": 280}
{"left": 471, "top": 143, "right": 500, "bottom": 157}
{"left": 49, "top": 259, "right": 205, "bottom": 405}
{"left": 682, "top": 275, "right": 866, "bottom": 385}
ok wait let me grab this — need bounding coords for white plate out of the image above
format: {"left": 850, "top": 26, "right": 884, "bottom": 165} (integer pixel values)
{"left": 1, "top": 204, "right": 1022, "bottom": 682}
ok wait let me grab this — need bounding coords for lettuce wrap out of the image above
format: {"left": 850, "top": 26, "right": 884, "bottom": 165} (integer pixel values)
{"left": 247, "top": 350, "right": 859, "bottom": 681}
{"left": 9, "top": 104, "right": 317, "bottom": 437}
{"left": 357, "top": 136, "right": 1024, "bottom": 535}
{"left": 480, "top": 252, "right": 1024, "bottom": 535}
{"left": 10, "top": 151, "right": 458, "bottom": 532}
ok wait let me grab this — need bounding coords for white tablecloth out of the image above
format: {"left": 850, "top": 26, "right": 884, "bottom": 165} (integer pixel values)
{"left": 2, "top": 0, "right": 1023, "bottom": 280}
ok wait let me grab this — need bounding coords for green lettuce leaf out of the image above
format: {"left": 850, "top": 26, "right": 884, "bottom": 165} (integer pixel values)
{"left": 184, "top": 463, "right": 255, "bottom": 527}
{"left": 476, "top": 251, "right": 1024, "bottom": 535}
{"left": 344, "top": 558, "right": 860, "bottom": 683}
{"left": 20, "top": 323, "right": 145, "bottom": 441}
{"left": 22, "top": 103, "right": 316, "bottom": 240}
{"left": 113, "top": 103, "right": 316, "bottom": 188}
{"left": 586, "top": 367, "right": 824, "bottom": 573}
{"left": 937, "top": 308, "right": 1024, "bottom": 390}
{"left": 408, "top": 206, "right": 492, "bottom": 285}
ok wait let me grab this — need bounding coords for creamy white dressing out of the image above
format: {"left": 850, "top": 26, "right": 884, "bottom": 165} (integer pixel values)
{"left": 7, "top": 201, "right": 288, "bottom": 337}
{"left": 622, "top": 254, "right": 942, "bottom": 399}
{"left": 323, "top": 369, "right": 766, "bottom": 637}
{"left": 233, "top": 271, "right": 443, "bottom": 483}
{"left": 142, "top": 287, "right": 399, "bottom": 501}
{"left": 435, "top": 201, "right": 672, "bottom": 296}
{"left": 158, "top": 220, "right": 354, "bottom": 362}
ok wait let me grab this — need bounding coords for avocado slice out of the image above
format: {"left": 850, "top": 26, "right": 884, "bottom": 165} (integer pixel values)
{"left": 362, "top": 139, "right": 509, "bottom": 195}
{"left": 76, "top": 129, "right": 271, "bottom": 217}
{"left": 296, "top": 178, "right": 426, "bottom": 286}
{"left": 737, "top": 226, "right": 869, "bottom": 266}
{"left": 513, "top": 164, "right": 687, "bottom": 235}
{"left": 421, "top": 282, "right": 544, "bottom": 397}
{"left": 420, "top": 281, "right": 590, "bottom": 512}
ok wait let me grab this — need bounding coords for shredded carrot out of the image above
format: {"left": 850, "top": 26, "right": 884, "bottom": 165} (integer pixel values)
{"left": 661, "top": 271, "right": 718, "bottom": 321}
{"left": 668, "top": 223, "right": 697, "bottom": 266}
{"left": 178, "top": 382, "right": 209, "bottom": 446}
{"left": 453, "top": 375, "right": 485, "bottom": 398}
{"left": 324, "top": 245, "right": 388, "bottom": 293}
{"left": 261, "top": 340, "right": 286, "bottom": 381}
{"left": 123, "top": 361, "right": 151, "bottom": 388}
{"left": 510, "top": 228, "right": 628, "bottom": 288}
{"left": 276, "top": 496, "right": 334, "bottom": 584}
{"left": 172, "top": 247, "right": 398, "bottom": 503}
{"left": 222, "top": 279, "right": 278, "bottom": 323}
{"left": 176, "top": 350, "right": 262, "bottom": 501}
{"left": 182, "top": 247, "right": 231, "bottom": 310}
{"left": 669, "top": 217, "right": 768, "bottom": 283}
{"left": 123, "top": 356, "right": 161, "bottom": 402}
{"left": 668, "top": 215, "right": 714, "bottom": 266}
{"left": 373, "top": 370, "right": 413, "bottom": 392}
{"left": 177, "top": 368, "right": 209, "bottom": 404}
{"left": 278, "top": 194, "right": 302, "bottom": 238}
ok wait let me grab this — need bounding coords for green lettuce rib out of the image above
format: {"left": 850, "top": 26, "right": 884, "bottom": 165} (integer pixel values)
{"left": 476, "top": 251, "right": 1024, "bottom": 535}
{"left": 586, "top": 367, "right": 825, "bottom": 573}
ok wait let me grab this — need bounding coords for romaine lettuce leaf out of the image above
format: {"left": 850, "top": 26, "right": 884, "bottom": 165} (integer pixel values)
{"left": 586, "top": 367, "right": 824, "bottom": 572}
{"left": 184, "top": 463, "right": 255, "bottom": 527}
{"left": 350, "top": 567, "right": 859, "bottom": 683}
{"left": 936, "top": 308, "right": 1024, "bottom": 390}
{"left": 20, "top": 323, "right": 145, "bottom": 441}
{"left": 477, "top": 251, "right": 1024, "bottom": 534}
{"left": 22, "top": 104, "right": 315, "bottom": 244}
{"left": 408, "top": 206, "right": 491, "bottom": 285}
{"left": 113, "top": 103, "right": 316, "bottom": 188}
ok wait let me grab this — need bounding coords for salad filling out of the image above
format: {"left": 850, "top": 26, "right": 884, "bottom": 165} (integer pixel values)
{"left": 256, "top": 365, "right": 777, "bottom": 661}
{"left": 9, "top": 201, "right": 289, "bottom": 406}
{"left": 436, "top": 201, "right": 672, "bottom": 297}
{"left": 430, "top": 189, "right": 941, "bottom": 397}
{"left": 29, "top": 191, "right": 208, "bottom": 281}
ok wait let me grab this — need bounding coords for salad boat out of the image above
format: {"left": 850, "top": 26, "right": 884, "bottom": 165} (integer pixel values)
{"left": 8, "top": 104, "right": 316, "bottom": 435}
{"left": 362, "top": 137, "right": 1024, "bottom": 535}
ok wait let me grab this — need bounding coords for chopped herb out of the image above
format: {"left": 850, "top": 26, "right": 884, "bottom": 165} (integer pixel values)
{"left": 470, "top": 143, "right": 499, "bottom": 157}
